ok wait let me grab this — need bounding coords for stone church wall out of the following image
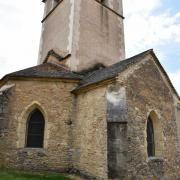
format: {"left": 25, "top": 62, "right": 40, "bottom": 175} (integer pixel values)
{"left": 0, "top": 90, "right": 11, "bottom": 168}
{"left": 118, "top": 57, "right": 180, "bottom": 179}
{"left": 0, "top": 79, "right": 77, "bottom": 172}
{"left": 175, "top": 104, "right": 180, "bottom": 146}
{"left": 72, "top": 86, "right": 108, "bottom": 179}
{"left": 0, "top": 57, "right": 179, "bottom": 179}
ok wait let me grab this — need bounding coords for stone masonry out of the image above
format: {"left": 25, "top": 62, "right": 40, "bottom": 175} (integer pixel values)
{"left": 0, "top": 0, "right": 179, "bottom": 179}
{"left": 0, "top": 52, "right": 179, "bottom": 179}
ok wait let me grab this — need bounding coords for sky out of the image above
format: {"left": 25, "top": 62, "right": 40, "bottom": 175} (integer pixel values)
{"left": 0, "top": 0, "right": 179, "bottom": 94}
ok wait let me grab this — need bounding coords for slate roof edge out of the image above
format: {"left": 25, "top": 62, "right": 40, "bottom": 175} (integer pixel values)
{"left": 0, "top": 63, "right": 82, "bottom": 87}
{"left": 71, "top": 76, "right": 116, "bottom": 94}
{"left": 0, "top": 75, "right": 81, "bottom": 89}
{"left": 72, "top": 49, "right": 153, "bottom": 93}
{"left": 72, "top": 49, "right": 180, "bottom": 100}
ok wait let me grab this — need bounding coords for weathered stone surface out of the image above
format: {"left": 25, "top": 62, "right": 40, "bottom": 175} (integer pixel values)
{"left": 39, "top": 0, "right": 125, "bottom": 72}
{"left": 106, "top": 85, "right": 128, "bottom": 123}
{"left": 0, "top": 88, "right": 12, "bottom": 168}
{"left": 119, "top": 57, "right": 180, "bottom": 179}
{"left": 0, "top": 0, "right": 179, "bottom": 179}
{"left": 0, "top": 55, "right": 179, "bottom": 179}
{"left": 107, "top": 122, "right": 127, "bottom": 179}
{"left": 0, "top": 79, "right": 77, "bottom": 171}
{"left": 72, "top": 87, "right": 108, "bottom": 179}
{"left": 175, "top": 104, "right": 180, "bottom": 145}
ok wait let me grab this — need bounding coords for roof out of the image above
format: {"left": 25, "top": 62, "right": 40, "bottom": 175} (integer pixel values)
{"left": 73, "top": 49, "right": 180, "bottom": 99}
{"left": 0, "top": 49, "right": 179, "bottom": 99}
{"left": 74, "top": 49, "right": 152, "bottom": 91}
{"left": 1, "top": 63, "right": 82, "bottom": 81}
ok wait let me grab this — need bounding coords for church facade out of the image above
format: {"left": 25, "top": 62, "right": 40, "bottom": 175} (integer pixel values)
{"left": 0, "top": 0, "right": 180, "bottom": 179}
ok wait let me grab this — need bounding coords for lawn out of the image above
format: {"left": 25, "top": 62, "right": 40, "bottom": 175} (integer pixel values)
{"left": 0, "top": 169, "right": 72, "bottom": 180}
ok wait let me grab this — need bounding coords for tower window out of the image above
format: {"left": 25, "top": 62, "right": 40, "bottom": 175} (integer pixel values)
{"left": 147, "top": 117, "right": 155, "bottom": 157}
{"left": 26, "top": 109, "right": 45, "bottom": 148}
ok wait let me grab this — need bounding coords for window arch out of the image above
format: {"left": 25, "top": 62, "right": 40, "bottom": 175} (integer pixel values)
{"left": 26, "top": 109, "right": 45, "bottom": 148}
{"left": 147, "top": 117, "right": 155, "bottom": 157}
{"left": 146, "top": 111, "right": 164, "bottom": 157}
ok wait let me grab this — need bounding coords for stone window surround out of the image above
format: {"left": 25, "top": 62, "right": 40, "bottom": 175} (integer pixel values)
{"left": 18, "top": 147, "right": 47, "bottom": 157}
{"left": 148, "top": 156, "right": 164, "bottom": 162}
{"left": 145, "top": 110, "right": 164, "bottom": 158}
{"left": 17, "top": 101, "right": 49, "bottom": 149}
{"left": 26, "top": 109, "right": 45, "bottom": 148}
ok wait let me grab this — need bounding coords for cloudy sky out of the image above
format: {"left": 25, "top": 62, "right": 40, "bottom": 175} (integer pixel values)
{"left": 0, "top": 0, "right": 179, "bottom": 94}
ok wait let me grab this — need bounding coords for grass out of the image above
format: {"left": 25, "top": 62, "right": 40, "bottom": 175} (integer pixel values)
{"left": 0, "top": 169, "right": 72, "bottom": 180}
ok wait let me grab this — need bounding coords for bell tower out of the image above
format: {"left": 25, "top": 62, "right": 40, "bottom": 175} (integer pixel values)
{"left": 38, "top": 0, "right": 125, "bottom": 72}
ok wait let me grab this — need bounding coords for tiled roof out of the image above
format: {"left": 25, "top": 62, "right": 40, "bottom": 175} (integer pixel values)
{"left": 75, "top": 49, "right": 152, "bottom": 91}
{"left": 2, "top": 63, "right": 82, "bottom": 80}
{"left": 1, "top": 49, "right": 179, "bottom": 99}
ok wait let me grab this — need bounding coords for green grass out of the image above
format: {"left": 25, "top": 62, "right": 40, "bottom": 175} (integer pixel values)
{"left": 0, "top": 169, "right": 71, "bottom": 180}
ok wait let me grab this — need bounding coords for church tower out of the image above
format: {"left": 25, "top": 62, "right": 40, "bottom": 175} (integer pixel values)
{"left": 38, "top": 0, "right": 125, "bottom": 72}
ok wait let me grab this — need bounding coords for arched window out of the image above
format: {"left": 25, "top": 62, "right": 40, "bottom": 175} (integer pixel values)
{"left": 147, "top": 117, "right": 155, "bottom": 157}
{"left": 146, "top": 111, "right": 164, "bottom": 157}
{"left": 26, "top": 109, "right": 45, "bottom": 148}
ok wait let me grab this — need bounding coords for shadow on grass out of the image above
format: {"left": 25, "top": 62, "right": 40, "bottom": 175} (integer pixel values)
{"left": 0, "top": 169, "right": 72, "bottom": 180}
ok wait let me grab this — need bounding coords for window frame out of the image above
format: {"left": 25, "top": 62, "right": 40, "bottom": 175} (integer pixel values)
{"left": 147, "top": 117, "right": 155, "bottom": 157}
{"left": 26, "top": 109, "right": 45, "bottom": 148}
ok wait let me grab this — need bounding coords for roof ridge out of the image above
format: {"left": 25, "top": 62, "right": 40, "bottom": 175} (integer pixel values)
{"left": 73, "top": 49, "right": 155, "bottom": 92}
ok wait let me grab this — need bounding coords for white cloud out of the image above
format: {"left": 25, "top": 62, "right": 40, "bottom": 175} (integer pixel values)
{"left": 123, "top": 0, "right": 180, "bottom": 58}
{"left": 0, "top": 0, "right": 44, "bottom": 78}
{"left": 169, "top": 70, "right": 180, "bottom": 95}
{"left": 123, "top": 0, "right": 162, "bottom": 15}
{"left": 123, "top": 0, "right": 180, "bottom": 94}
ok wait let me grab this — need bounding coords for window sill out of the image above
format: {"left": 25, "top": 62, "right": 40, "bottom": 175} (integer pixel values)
{"left": 148, "top": 156, "right": 164, "bottom": 162}
{"left": 18, "top": 148, "right": 47, "bottom": 157}
{"left": 23, "top": 147, "right": 45, "bottom": 150}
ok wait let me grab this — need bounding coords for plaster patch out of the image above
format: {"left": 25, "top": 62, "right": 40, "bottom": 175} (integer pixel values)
{"left": 37, "top": 24, "right": 45, "bottom": 64}
{"left": 69, "top": 0, "right": 81, "bottom": 71}
{"left": 106, "top": 88, "right": 125, "bottom": 106}
{"left": 107, "top": 86, "right": 128, "bottom": 122}
{"left": 67, "top": 0, "right": 75, "bottom": 53}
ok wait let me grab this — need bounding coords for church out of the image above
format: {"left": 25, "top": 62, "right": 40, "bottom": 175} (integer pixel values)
{"left": 0, "top": 0, "right": 180, "bottom": 179}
